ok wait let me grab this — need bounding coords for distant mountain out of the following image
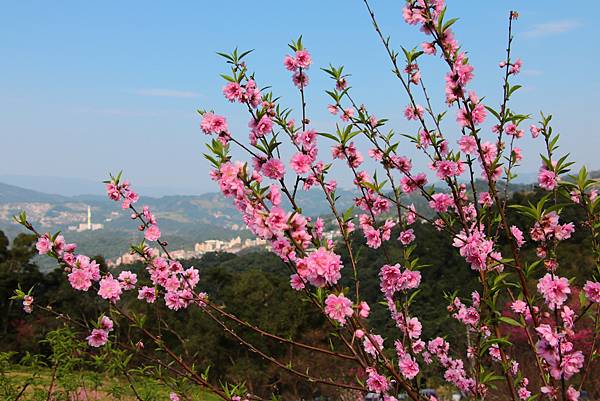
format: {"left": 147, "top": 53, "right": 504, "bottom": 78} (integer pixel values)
{"left": 0, "top": 182, "right": 244, "bottom": 260}
{"left": 2, "top": 168, "right": 597, "bottom": 263}
{"left": 0, "top": 182, "right": 68, "bottom": 203}
{"left": 0, "top": 175, "right": 205, "bottom": 197}
{"left": 0, "top": 181, "right": 356, "bottom": 262}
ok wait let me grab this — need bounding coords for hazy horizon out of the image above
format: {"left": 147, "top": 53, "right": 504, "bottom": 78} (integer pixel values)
{"left": 0, "top": 170, "right": 547, "bottom": 198}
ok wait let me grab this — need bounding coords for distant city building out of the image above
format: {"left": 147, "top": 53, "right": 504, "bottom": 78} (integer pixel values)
{"left": 107, "top": 252, "right": 144, "bottom": 268}
{"left": 107, "top": 231, "right": 342, "bottom": 268}
{"left": 68, "top": 206, "right": 104, "bottom": 232}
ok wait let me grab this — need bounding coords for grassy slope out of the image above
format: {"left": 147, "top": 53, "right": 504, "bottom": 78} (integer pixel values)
{"left": 3, "top": 367, "right": 221, "bottom": 401}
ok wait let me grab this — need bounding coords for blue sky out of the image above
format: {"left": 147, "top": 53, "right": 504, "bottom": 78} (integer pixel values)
{"left": 1, "top": 1, "right": 598, "bottom": 195}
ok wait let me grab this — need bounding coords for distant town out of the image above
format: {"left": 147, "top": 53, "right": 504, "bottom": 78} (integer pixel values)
{"left": 106, "top": 236, "right": 270, "bottom": 268}
{"left": 68, "top": 206, "right": 105, "bottom": 232}
{"left": 107, "top": 229, "right": 343, "bottom": 268}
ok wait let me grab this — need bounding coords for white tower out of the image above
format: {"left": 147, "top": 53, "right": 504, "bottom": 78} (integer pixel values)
{"left": 87, "top": 206, "right": 91, "bottom": 230}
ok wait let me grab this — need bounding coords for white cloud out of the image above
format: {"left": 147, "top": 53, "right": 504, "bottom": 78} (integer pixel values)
{"left": 523, "top": 19, "right": 581, "bottom": 38}
{"left": 132, "top": 88, "right": 201, "bottom": 98}
{"left": 71, "top": 106, "right": 161, "bottom": 117}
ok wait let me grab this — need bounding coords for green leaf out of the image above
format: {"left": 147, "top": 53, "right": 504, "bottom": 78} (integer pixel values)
{"left": 498, "top": 316, "right": 523, "bottom": 327}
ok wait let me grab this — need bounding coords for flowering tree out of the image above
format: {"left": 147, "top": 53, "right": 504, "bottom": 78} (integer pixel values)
{"left": 13, "top": 1, "right": 600, "bottom": 400}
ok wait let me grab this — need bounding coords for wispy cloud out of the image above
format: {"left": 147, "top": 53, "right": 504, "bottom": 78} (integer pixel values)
{"left": 523, "top": 19, "right": 581, "bottom": 38}
{"left": 71, "top": 106, "right": 164, "bottom": 117}
{"left": 131, "top": 88, "right": 201, "bottom": 98}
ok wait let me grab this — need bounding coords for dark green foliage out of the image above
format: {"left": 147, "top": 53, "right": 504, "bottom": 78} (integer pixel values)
{"left": 0, "top": 186, "right": 596, "bottom": 397}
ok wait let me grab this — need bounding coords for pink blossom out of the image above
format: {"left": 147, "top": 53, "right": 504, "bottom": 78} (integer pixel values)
{"left": 458, "top": 135, "right": 477, "bottom": 154}
{"left": 145, "top": 224, "right": 161, "bottom": 242}
{"left": 268, "top": 185, "right": 282, "bottom": 206}
{"left": 290, "top": 153, "right": 312, "bottom": 175}
{"left": 510, "top": 226, "right": 525, "bottom": 248}
{"left": 358, "top": 301, "right": 370, "bottom": 318}
{"left": 511, "top": 300, "right": 528, "bottom": 315}
{"left": 538, "top": 167, "right": 557, "bottom": 190}
{"left": 428, "top": 193, "right": 454, "bottom": 213}
{"left": 22, "top": 295, "right": 33, "bottom": 313}
{"left": 100, "top": 316, "right": 114, "bottom": 332}
{"left": 452, "top": 227, "right": 496, "bottom": 271}
{"left": 292, "top": 71, "right": 309, "bottom": 88}
{"left": 412, "top": 340, "right": 425, "bottom": 354}
{"left": 36, "top": 235, "right": 52, "bottom": 255}
{"left": 327, "top": 104, "right": 338, "bottom": 114}
{"left": 341, "top": 108, "right": 354, "bottom": 122}
{"left": 366, "top": 367, "right": 389, "bottom": 394}
{"left": 478, "top": 192, "right": 493, "bottom": 207}
{"left": 295, "top": 49, "right": 312, "bottom": 68}
{"left": 479, "top": 141, "right": 498, "bottom": 165}
{"left": 364, "top": 227, "right": 381, "bottom": 249}
{"left": 400, "top": 173, "right": 427, "bottom": 193}
{"left": 249, "top": 115, "right": 273, "bottom": 137}
{"left": 537, "top": 273, "right": 570, "bottom": 310}
{"left": 222, "top": 82, "right": 243, "bottom": 102}
{"left": 336, "top": 78, "right": 348, "bottom": 91}
{"left": 283, "top": 55, "right": 297, "bottom": 71}
{"left": 142, "top": 206, "right": 156, "bottom": 224}
{"left": 399, "top": 229, "right": 415, "bottom": 245}
{"left": 266, "top": 207, "right": 288, "bottom": 235}
{"left": 403, "top": 270, "right": 421, "bottom": 289}
{"left": 399, "top": 355, "right": 420, "bottom": 379}
{"left": 121, "top": 190, "right": 139, "bottom": 209}
{"left": 295, "top": 129, "right": 317, "bottom": 149}
{"left": 406, "top": 204, "right": 417, "bottom": 225}
{"left": 421, "top": 42, "right": 436, "bottom": 55}
{"left": 138, "top": 286, "right": 156, "bottom": 303}
{"left": 583, "top": 281, "right": 600, "bottom": 303}
{"left": 242, "top": 79, "right": 261, "bottom": 108}
{"left": 561, "top": 351, "right": 584, "bottom": 379}
{"left": 488, "top": 344, "right": 502, "bottom": 361}
{"left": 434, "top": 160, "right": 463, "bottom": 179}
{"left": 457, "top": 103, "right": 486, "bottom": 127}
{"left": 299, "top": 247, "right": 343, "bottom": 287}
{"left": 427, "top": 337, "right": 449, "bottom": 357}
{"left": 505, "top": 123, "right": 524, "bottom": 138}
{"left": 98, "top": 275, "right": 123, "bottom": 303}
{"left": 406, "top": 317, "right": 422, "bottom": 339}
{"left": 118, "top": 270, "right": 137, "bottom": 290}
{"left": 509, "top": 59, "right": 522, "bottom": 75}
{"left": 517, "top": 386, "right": 531, "bottom": 400}
{"left": 68, "top": 268, "right": 93, "bottom": 291}
{"left": 87, "top": 329, "right": 108, "bottom": 347}
{"left": 541, "top": 386, "right": 558, "bottom": 399}
{"left": 23, "top": 295, "right": 33, "bottom": 306}
{"left": 200, "top": 112, "right": 228, "bottom": 134}
{"left": 454, "top": 304, "right": 480, "bottom": 327}
{"left": 290, "top": 274, "right": 305, "bottom": 291}
{"left": 566, "top": 386, "right": 580, "bottom": 401}
{"left": 363, "top": 334, "right": 384, "bottom": 357}
{"left": 402, "top": 4, "right": 425, "bottom": 25}
{"left": 530, "top": 125, "right": 541, "bottom": 138}
{"left": 556, "top": 222, "right": 575, "bottom": 241}
{"left": 512, "top": 147, "right": 523, "bottom": 162}
{"left": 324, "top": 293, "right": 353, "bottom": 325}
{"left": 404, "top": 104, "right": 424, "bottom": 121}
{"left": 106, "top": 183, "right": 121, "bottom": 201}
{"left": 379, "top": 264, "right": 421, "bottom": 294}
